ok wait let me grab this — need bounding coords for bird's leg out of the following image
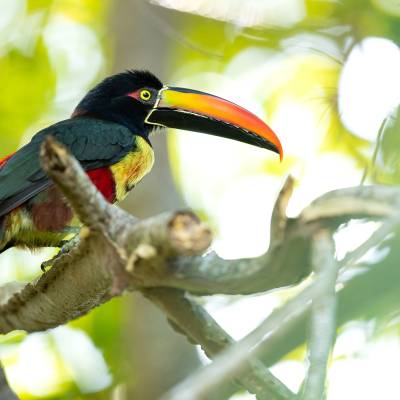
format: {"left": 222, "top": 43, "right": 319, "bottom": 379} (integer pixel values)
{"left": 41, "top": 228, "right": 81, "bottom": 271}
{"left": 57, "top": 233, "right": 81, "bottom": 254}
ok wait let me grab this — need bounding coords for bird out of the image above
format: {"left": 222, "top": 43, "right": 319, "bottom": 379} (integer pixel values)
{"left": 0, "top": 70, "right": 283, "bottom": 254}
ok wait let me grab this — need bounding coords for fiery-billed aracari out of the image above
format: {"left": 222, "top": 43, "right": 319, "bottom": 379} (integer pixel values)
{"left": 0, "top": 70, "right": 282, "bottom": 253}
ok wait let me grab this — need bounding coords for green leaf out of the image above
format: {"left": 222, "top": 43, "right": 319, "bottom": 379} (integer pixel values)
{"left": 371, "top": 107, "right": 400, "bottom": 185}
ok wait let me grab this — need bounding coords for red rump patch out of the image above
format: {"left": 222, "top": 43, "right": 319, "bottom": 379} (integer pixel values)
{"left": 87, "top": 168, "right": 116, "bottom": 203}
{"left": 32, "top": 187, "right": 74, "bottom": 231}
{"left": 0, "top": 153, "right": 15, "bottom": 168}
{"left": 31, "top": 168, "right": 115, "bottom": 232}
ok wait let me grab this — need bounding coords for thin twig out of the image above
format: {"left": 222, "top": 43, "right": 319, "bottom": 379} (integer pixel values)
{"left": 257, "top": 211, "right": 400, "bottom": 368}
{"left": 360, "top": 115, "right": 388, "bottom": 186}
{"left": 259, "top": 211, "right": 400, "bottom": 367}
{"left": 339, "top": 212, "right": 400, "bottom": 269}
{"left": 144, "top": 288, "right": 295, "bottom": 400}
{"left": 161, "top": 280, "right": 325, "bottom": 400}
{"left": 270, "top": 175, "right": 295, "bottom": 245}
{"left": 301, "top": 231, "right": 339, "bottom": 400}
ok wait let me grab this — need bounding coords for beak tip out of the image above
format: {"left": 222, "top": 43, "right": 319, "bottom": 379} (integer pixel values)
{"left": 272, "top": 139, "right": 283, "bottom": 162}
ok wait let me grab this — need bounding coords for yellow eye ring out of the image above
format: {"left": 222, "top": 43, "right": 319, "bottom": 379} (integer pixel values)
{"left": 140, "top": 89, "right": 152, "bottom": 101}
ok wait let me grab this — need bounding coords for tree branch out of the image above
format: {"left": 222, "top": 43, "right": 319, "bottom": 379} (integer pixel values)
{"left": 147, "top": 183, "right": 399, "bottom": 296}
{"left": 0, "top": 136, "right": 396, "bottom": 333}
{"left": 0, "top": 138, "right": 212, "bottom": 333}
{"left": 161, "top": 277, "right": 325, "bottom": 400}
{"left": 161, "top": 206, "right": 399, "bottom": 399}
{"left": 0, "top": 137, "right": 399, "bottom": 399}
{"left": 300, "top": 230, "right": 339, "bottom": 400}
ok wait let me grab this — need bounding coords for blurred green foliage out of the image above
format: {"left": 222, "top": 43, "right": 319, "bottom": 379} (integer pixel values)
{"left": 372, "top": 107, "right": 400, "bottom": 184}
{"left": 0, "top": 0, "right": 399, "bottom": 399}
{"left": 0, "top": 42, "right": 55, "bottom": 154}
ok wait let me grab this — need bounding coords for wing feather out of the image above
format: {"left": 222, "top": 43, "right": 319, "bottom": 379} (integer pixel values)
{"left": 0, "top": 117, "right": 136, "bottom": 217}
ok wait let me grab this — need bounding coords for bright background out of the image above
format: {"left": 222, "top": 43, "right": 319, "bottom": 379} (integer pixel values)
{"left": 0, "top": 0, "right": 400, "bottom": 399}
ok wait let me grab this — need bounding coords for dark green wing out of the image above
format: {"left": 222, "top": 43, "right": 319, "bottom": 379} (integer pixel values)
{"left": 0, "top": 117, "right": 136, "bottom": 217}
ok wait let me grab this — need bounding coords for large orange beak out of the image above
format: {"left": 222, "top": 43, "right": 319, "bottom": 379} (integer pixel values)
{"left": 145, "top": 87, "right": 283, "bottom": 160}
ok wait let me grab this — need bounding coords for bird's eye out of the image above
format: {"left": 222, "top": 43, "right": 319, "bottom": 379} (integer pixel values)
{"left": 140, "top": 89, "right": 152, "bottom": 101}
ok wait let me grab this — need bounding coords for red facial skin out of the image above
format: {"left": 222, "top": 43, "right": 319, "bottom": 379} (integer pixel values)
{"left": 127, "top": 89, "right": 143, "bottom": 101}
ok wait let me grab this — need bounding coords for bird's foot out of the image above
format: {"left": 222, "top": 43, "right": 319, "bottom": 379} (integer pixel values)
{"left": 41, "top": 258, "right": 53, "bottom": 272}
{"left": 40, "top": 234, "right": 81, "bottom": 272}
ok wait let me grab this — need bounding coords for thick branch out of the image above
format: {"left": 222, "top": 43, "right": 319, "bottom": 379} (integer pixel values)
{"left": 142, "top": 183, "right": 400, "bottom": 295}
{"left": 0, "top": 210, "right": 213, "bottom": 333}
{"left": 0, "top": 139, "right": 212, "bottom": 333}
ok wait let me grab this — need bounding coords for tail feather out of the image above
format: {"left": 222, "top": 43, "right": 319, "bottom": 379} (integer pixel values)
{"left": 0, "top": 154, "right": 14, "bottom": 253}
{"left": 0, "top": 216, "right": 8, "bottom": 254}
{"left": 0, "top": 152, "right": 16, "bottom": 253}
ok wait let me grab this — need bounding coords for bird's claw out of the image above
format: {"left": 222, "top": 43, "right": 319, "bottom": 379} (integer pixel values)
{"left": 40, "top": 234, "right": 80, "bottom": 272}
{"left": 41, "top": 259, "right": 53, "bottom": 272}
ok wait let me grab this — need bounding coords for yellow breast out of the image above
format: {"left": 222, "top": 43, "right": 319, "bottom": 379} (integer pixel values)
{"left": 110, "top": 136, "right": 155, "bottom": 202}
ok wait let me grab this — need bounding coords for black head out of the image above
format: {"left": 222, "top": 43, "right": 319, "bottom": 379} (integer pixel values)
{"left": 73, "top": 70, "right": 163, "bottom": 137}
